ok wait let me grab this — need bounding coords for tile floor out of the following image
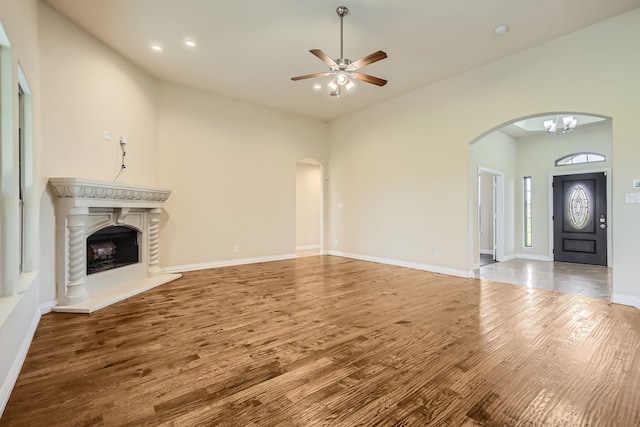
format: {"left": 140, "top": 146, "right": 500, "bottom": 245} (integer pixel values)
{"left": 475, "top": 258, "right": 612, "bottom": 301}
{"left": 298, "top": 252, "right": 612, "bottom": 302}
{"left": 479, "top": 253, "right": 495, "bottom": 267}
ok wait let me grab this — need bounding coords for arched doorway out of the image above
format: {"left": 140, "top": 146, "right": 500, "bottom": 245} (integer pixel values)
{"left": 469, "top": 113, "right": 613, "bottom": 300}
{"left": 296, "top": 159, "right": 323, "bottom": 257}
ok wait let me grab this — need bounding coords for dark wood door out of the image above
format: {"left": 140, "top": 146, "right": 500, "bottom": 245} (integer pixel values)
{"left": 553, "top": 172, "right": 607, "bottom": 266}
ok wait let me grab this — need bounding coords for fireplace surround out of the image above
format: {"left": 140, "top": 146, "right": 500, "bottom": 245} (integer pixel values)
{"left": 49, "top": 178, "right": 181, "bottom": 313}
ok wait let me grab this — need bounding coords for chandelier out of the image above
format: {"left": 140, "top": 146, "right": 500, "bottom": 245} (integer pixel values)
{"left": 543, "top": 115, "right": 578, "bottom": 135}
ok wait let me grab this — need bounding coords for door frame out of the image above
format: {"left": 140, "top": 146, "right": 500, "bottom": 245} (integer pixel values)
{"left": 296, "top": 158, "right": 324, "bottom": 254}
{"left": 548, "top": 167, "right": 612, "bottom": 267}
{"left": 478, "top": 167, "right": 505, "bottom": 263}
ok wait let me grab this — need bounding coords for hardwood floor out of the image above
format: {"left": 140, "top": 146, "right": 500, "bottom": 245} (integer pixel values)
{"left": 2, "top": 255, "right": 639, "bottom": 426}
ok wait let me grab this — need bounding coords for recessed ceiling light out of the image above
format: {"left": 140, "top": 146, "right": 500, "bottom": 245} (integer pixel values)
{"left": 494, "top": 25, "right": 509, "bottom": 36}
{"left": 313, "top": 83, "right": 322, "bottom": 91}
{"left": 185, "top": 39, "right": 196, "bottom": 48}
{"left": 151, "top": 43, "right": 163, "bottom": 52}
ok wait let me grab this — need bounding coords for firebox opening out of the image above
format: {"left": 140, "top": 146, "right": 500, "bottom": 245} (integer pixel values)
{"left": 87, "top": 226, "right": 140, "bottom": 275}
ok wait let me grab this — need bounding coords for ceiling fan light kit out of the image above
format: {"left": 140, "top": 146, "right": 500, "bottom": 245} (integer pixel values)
{"left": 291, "top": 6, "right": 388, "bottom": 97}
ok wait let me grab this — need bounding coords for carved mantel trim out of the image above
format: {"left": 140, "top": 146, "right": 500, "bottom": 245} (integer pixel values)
{"left": 49, "top": 177, "right": 171, "bottom": 208}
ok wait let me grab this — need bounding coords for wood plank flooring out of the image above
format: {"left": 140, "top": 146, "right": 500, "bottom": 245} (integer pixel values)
{"left": 2, "top": 255, "right": 640, "bottom": 426}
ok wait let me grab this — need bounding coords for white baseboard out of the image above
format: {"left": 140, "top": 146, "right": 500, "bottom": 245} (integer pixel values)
{"left": 296, "top": 245, "right": 320, "bottom": 251}
{"left": 497, "top": 254, "right": 518, "bottom": 262}
{"left": 612, "top": 294, "right": 640, "bottom": 310}
{"left": 480, "top": 249, "right": 494, "bottom": 255}
{"left": 327, "top": 251, "right": 471, "bottom": 278}
{"left": 162, "top": 253, "right": 297, "bottom": 274}
{"left": 0, "top": 305, "right": 41, "bottom": 417}
{"left": 517, "top": 253, "right": 554, "bottom": 262}
{"left": 39, "top": 299, "right": 58, "bottom": 315}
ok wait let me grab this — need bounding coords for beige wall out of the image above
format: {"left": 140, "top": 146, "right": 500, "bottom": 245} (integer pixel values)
{"left": 157, "top": 84, "right": 327, "bottom": 268}
{"left": 39, "top": 3, "right": 160, "bottom": 186}
{"left": 328, "top": 106, "right": 469, "bottom": 269}
{"left": 296, "top": 162, "right": 322, "bottom": 248}
{"left": 328, "top": 9, "right": 640, "bottom": 300}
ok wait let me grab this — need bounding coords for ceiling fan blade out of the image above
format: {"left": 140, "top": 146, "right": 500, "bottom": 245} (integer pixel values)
{"left": 351, "top": 50, "right": 387, "bottom": 69}
{"left": 310, "top": 49, "right": 338, "bottom": 67}
{"left": 353, "top": 73, "right": 388, "bottom": 86}
{"left": 291, "top": 72, "right": 331, "bottom": 81}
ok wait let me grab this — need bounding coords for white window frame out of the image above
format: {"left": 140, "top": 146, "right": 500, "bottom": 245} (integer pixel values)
{"left": 17, "top": 66, "right": 36, "bottom": 293}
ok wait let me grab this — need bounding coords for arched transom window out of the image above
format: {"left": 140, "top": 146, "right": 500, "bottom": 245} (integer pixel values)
{"left": 555, "top": 152, "right": 606, "bottom": 167}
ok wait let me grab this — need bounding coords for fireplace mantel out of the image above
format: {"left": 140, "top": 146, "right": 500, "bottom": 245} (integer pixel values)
{"left": 49, "top": 178, "right": 181, "bottom": 313}
{"left": 49, "top": 177, "right": 171, "bottom": 208}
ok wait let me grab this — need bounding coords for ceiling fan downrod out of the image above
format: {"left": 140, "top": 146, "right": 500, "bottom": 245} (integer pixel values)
{"left": 337, "top": 6, "right": 348, "bottom": 60}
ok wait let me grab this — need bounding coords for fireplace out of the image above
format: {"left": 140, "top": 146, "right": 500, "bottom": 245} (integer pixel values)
{"left": 49, "top": 178, "right": 181, "bottom": 313}
{"left": 87, "top": 226, "right": 140, "bottom": 274}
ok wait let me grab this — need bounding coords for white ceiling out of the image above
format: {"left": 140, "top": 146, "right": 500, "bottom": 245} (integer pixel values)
{"left": 42, "top": 0, "right": 640, "bottom": 122}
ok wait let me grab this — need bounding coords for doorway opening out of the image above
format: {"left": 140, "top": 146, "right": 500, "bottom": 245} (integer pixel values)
{"left": 469, "top": 112, "right": 612, "bottom": 299}
{"left": 295, "top": 159, "right": 323, "bottom": 257}
{"left": 478, "top": 168, "right": 504, "bottom": 267}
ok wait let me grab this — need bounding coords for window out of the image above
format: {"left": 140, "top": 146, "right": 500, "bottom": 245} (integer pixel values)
{"left": 17, "top": 65, "right": 34, "bottom": 288}
{"left": 524, "top": 177, "right": 532, "bottom": 248}
{"left": 19, "top": 84, "right": 25, "bottom": 273}
{"left": 555, "top": 152, "right": 606, "bottom": 166}
{"left": 567, "top": 185, "right": 590, "bottom": 230}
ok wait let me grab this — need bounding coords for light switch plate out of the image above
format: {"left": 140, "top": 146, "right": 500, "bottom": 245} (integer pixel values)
{"left": 625, "top": 193, "right": 640, "bottom": 203}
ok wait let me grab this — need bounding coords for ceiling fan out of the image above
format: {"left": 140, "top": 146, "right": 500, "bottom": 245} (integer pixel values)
{"left": 291, "top": 6, "right": 388, "bottom": 97}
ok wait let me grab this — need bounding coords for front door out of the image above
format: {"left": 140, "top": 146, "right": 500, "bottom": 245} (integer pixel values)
{"left": 553, "top": 172, "right": 607, "bottom": 266}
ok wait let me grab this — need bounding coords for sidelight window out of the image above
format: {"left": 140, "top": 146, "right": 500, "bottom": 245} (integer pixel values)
{"left": 18, "top": 85, "right": 25, "bottom": 273}
{"left": 524, "top": 177, "right": 532, "bottom": 248}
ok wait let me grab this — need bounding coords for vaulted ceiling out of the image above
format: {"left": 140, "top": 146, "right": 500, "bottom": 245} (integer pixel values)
{"left": 42, "top": 0, "right": 640, "bottom": 122}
